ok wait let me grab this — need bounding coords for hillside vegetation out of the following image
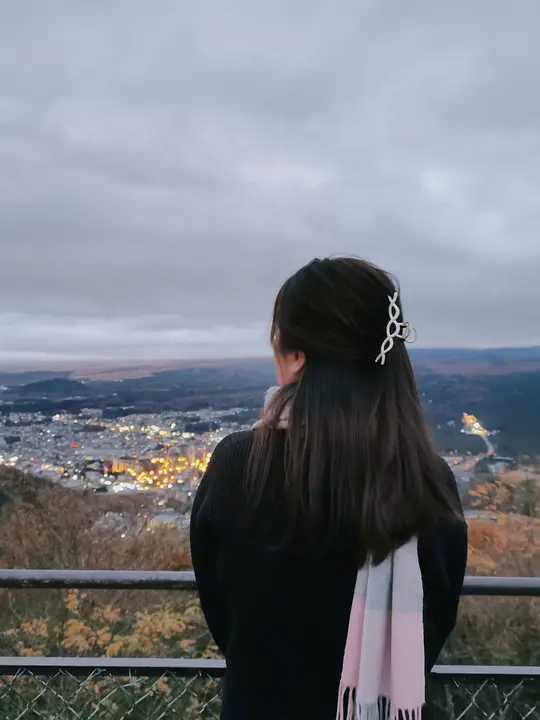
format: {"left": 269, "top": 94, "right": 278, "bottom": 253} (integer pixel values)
{"left": 0, "top": 464, "right": 538, "bottom": 666}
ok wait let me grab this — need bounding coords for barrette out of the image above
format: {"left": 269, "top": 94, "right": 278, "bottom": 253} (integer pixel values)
{"left": 375, "top": 290, "right": 416, "bottom": 365}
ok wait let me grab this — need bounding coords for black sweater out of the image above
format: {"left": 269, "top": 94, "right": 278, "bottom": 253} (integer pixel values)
{"left": 190, "top": 429, "right": 468, "bottom": 720}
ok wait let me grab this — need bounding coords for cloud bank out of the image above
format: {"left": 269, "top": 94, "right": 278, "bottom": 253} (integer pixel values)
{"left": 1, "top": 1, "right": 539, "bottom": 362}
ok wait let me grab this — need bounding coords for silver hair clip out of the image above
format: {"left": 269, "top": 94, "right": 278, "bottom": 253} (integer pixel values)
{"left": 375, "top": 290, "right": 416, "bottom": 365}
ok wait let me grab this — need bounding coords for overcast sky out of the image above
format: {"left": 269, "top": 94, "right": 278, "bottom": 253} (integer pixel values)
{"left": 1, "top": 1, "right": 539, "bottom": 365}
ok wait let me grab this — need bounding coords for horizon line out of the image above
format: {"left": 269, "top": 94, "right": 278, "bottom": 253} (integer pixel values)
{"left": 0, "top": 344, "right": 540, "bottom": 373}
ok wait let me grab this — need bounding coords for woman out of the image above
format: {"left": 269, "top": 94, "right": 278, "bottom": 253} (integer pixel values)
{"left": 190, "top": 257, "right": 468, "bottom": 720}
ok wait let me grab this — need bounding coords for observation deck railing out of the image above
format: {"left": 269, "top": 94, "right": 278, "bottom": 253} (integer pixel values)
{"left": 0, "top": 571, "right": 537, "bottom": 719}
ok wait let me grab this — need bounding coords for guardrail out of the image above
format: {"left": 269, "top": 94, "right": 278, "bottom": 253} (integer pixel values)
{"left": 0, "top": 569, "right": 538, "bottom": 594}
{"left": 0, "top": 571, "right": 537, "bottom": 719}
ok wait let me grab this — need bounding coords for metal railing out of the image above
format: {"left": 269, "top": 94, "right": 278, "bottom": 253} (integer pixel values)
{"left": 0, "top": 569, "right": 539, "bottom": 594}
{"left": 0, "top": 571, "right": 538, "bottom": 719}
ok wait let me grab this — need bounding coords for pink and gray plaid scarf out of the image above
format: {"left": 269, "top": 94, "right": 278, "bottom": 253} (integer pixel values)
{"left": 252, "top": 385, "right": 425, "bottom": 720}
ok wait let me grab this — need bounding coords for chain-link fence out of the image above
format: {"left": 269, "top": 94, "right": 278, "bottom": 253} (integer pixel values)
{"left": 0, "top": 667, "right": 538, "bottom": 719}
{"left": 0, "top": 668, "right": 221, "bottom": 719}
{"left": 428, "top": 676, "right": 540, "bottom": 719}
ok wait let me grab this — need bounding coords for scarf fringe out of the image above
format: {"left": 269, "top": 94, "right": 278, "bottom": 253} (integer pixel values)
{"left": 337, "top": 686, "right": 423, "bottom": 720}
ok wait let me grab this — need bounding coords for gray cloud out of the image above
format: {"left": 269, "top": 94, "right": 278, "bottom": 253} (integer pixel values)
{"left": 1, "top": 1, "right": 539, "bottom": 363}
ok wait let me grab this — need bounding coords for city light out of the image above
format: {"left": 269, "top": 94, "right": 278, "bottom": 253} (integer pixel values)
{"left": 461, "top": 412, "right": 496, "bottom": 454}
{"left": 121, "top": 451, "right": 211, "bottom": 491}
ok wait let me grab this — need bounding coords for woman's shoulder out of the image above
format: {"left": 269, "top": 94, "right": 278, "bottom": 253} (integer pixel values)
{"left": 201, "top": 430, "right": 257, "bottom": 492}
{"left": 210, "top": 429, "right": 255, "bottom": 463}
{"left": 417, "top": 455, "right": 468, "bottom": 582}
{"left": 434, "top": 454, "right": 456, "bottom": 484}
{"left": 192, "top": 431, "right": 255, "bottom": 520}
{"left": 433, "top": 454, "right": 465, "bottom": 515}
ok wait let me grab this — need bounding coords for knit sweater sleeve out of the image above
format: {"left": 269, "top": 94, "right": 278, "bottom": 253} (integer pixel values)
{"left": 190, "top": 436, "right": 233, "bottom": 655}
{"left": 418, "top": 458, "right": 468, "bottom": 671}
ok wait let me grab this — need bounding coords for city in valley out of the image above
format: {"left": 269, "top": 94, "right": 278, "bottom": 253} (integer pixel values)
{"left": 0, "top": 406, "right": 247, "bottom": 535}
{"left": 0, "top": 350, "right": 539, "bottom": 539}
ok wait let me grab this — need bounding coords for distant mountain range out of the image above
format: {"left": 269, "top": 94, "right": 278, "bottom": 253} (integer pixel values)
{"left": 1, "top": 347, "right": 539, "bottom": 455}
{"left": 1, "top": 346, "right": 540, "bottom": 386}
{"left": 410, "top": 346, "right": 540, "bottom": 375}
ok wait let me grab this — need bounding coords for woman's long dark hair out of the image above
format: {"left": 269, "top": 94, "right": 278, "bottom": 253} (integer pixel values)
{"left": 244, "top": 256, "right": 461, "bottom": 566}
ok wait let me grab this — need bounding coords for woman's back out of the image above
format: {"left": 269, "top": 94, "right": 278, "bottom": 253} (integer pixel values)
{"left": 192, "top": 256, "right": 468, "bottom": 719}
{"left": 190, "top": 429, "right": 468, "bottom": 720}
